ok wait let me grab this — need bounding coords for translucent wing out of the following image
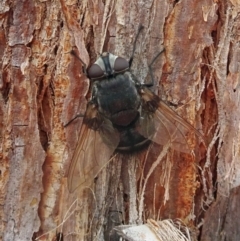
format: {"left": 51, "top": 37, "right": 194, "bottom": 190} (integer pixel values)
{"left": 68, "top": 118, "right": 119, "bottom": 193}
{"left": 139, "top": 100, "right": 204, "bottom": 153}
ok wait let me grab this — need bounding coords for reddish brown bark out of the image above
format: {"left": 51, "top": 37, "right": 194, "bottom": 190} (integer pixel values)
{"left": 0, "top": 0, "right": 239, "bottom": 241}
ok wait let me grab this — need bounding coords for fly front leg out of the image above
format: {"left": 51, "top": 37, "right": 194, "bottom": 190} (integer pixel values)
{"left": 70, "top": 49, "right": 88, "bottom": 76}
{"left": 146, "top": 48, "right": 165, "bottom": 87}
{"left": 130, "top": 48, "right": 165, "bottom": 88}
{"left": 129, "top": 24, "right": 144, "bottom": 69}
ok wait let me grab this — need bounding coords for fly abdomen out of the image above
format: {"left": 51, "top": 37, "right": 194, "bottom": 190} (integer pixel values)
{"left": 111, "top": 109, "right": 139, "bottom": 126}
{"left": 116, "top": 127, "right": 150, "bottom": 152}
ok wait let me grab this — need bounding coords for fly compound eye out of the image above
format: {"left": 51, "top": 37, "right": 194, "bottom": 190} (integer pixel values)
{"left": 88, "top": 64, "right": 105, "bottom": 80}
{"left": 114, "top": 57, "right": 129, "bottom": 73}
{"left": 87, "top": 53, "right": 129, "bottom": 80}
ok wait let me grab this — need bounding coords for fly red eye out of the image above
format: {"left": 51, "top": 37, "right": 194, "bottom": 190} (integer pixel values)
{"left": 114, "top": 57, "right": 129, "bottom": 73}
{"left": 88, "top": 64, "right": 105, "bottom": 79}
{"left": 87, "top": 54, "right": 129, "bottom": 80}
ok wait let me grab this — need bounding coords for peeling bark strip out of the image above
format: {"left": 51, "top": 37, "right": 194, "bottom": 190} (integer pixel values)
{"left": 114, "top": 219, "right": 191, "bottom": 241}
{"left": 0, "top": 0, "right": 240, "bottom": 241}
{"left": 8, "top": 0, "right": 36, "bottom": 46}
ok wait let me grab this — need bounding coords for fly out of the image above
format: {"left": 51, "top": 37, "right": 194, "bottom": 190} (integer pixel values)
{"left": 66, "top": 25, "right": 204, "bottom": 192}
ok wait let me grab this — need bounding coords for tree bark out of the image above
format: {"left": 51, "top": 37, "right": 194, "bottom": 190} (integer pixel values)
{"left": 0, "top": 0, "right": 239, "bottom": 241}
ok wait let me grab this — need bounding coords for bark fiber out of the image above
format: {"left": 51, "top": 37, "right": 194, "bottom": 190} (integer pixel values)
{"left": 0, "top": 0, "right": 239, "bottom": 241}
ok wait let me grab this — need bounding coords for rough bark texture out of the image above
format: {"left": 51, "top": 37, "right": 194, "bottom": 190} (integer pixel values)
{"left": 0, "top": 0, "right": 240, "bottom": 241}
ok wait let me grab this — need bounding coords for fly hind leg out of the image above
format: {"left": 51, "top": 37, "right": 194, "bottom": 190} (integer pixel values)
{"left": 64, "top": 100, "right": 103, "bottom": 130}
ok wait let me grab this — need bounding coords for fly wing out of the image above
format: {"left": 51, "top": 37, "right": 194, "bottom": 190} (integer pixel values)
{"left": 68, "top": 118, "right": 119, "bottom": 193}
{"left": 139, "top": 100, "right": 204, "bottom": 153}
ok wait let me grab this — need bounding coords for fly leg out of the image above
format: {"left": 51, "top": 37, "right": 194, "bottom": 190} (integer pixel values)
{"left": 70, "top": 49, "right": 88, "bottom": 76}
{"left": 64, "top": 113, "right": 84, "bottom": 127}
{"left": 64, "top": 50, "right": 91, "bottom": 127}
{"left": 129, "top": 24, "right": 144, "bottom": 68}
{"left": 64, "top": 100, "right": 102, "bottom": 130}
{"left": 144, "top": 48, "right": 165, "bottom": 87}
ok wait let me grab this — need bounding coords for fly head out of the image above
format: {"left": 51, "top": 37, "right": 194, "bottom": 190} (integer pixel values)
{"left": 88, "top": 52, "right": 129, "bottom": 80}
